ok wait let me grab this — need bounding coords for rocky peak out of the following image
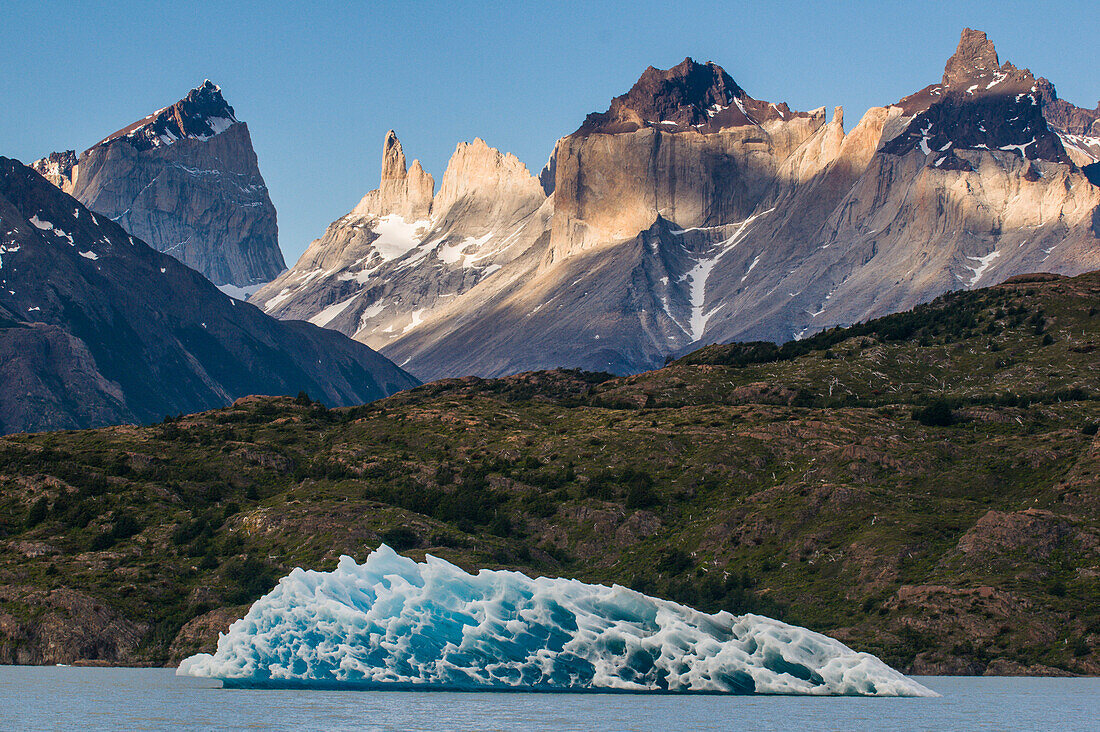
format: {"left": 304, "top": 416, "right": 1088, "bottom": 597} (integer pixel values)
{"left": 433, "top": 137, "right": 544, "bottom": 215}
{"left": 31, "top": 150, "right": 78, "bottom": 193}
{"left": 884, "top": 29, "right": 1070, "bottom": 165}
{"left": 1036, "top": 78, "right": 1100, "bottom": 139}
{"left": 381, "top": 130, "right": 407, "bottom": 182}
{"left": 352, "top": 131, "right": 434, "bottom": 220}
{"left": 942, "top": 28, "right": 1003, "bottom": 88}
{"left": 576, "top": 57, "right": 803, "bottom": 135}
{"left": 90, "top": 80, "right": 238, "bottom": 153}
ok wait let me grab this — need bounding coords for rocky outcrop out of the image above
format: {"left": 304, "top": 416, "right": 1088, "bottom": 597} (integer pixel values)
{"left": 548, "top": 58, "right": 822, "bottom": 261}
{"left": 1036, "top": 78, "right": 1100, "bottom": 166}
{"left": 575, "top": 57, "right": 806, "bottom": 135}
{"left": 167, "top": 606, "right": 246, "bottom": 663}
{"left": 251, "top": 132, "right": 548, "bottom": 356}
{"left": 352, "top": 130, "right": 434, "bottom": 220}
{"left": 0, "top": 157, "right": 417, "bottom": 435}
{"left": 882, "top": 29, "right": 1069, "bottom": 163}
{"left": 0, "top": 585, "right": 146, "bottom": 665}
{"left": 39, "top": 81, "right": 286, "bottom": 288}
{"left": 30, "top": 150, "right": 77, "bottom": 194}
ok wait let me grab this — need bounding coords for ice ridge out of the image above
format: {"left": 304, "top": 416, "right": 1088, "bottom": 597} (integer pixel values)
{"left": 177, "top": 545, "right": 937, "bottom": 696}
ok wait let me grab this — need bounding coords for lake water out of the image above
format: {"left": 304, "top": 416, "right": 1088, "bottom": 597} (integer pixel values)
{"left": 0, "top": 666, "right": 1096, "bottom": 731}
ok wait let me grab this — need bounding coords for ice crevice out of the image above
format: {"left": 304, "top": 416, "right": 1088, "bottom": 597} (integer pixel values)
{"left": 178, "top": 545, "right": 936, "bottom": 696}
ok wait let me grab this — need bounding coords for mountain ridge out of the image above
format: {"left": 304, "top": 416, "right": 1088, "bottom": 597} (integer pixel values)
{"left": 371, "top": 28, "right": 1100, "bottom": 378}
{"left": 0, "top": 156, "right": 417, "bottom": 435}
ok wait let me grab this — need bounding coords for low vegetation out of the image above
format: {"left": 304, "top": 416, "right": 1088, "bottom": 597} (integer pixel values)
{"left": 0, "top": 272, "right": 1097, "bottom": 675}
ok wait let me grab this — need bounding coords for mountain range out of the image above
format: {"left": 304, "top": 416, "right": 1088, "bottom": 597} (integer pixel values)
{"left": 248, "top": 29, "right": 1100, "bottom": 380}
{"left": 16, "top": 27, "right": 1100, "bottom": 423}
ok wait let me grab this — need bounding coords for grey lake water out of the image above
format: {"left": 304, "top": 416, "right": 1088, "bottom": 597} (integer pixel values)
{"left": 0, "top": 666, "right": 1097, "bottom": 731}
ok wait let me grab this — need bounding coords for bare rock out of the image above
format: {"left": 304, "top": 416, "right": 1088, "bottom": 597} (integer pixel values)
{"left": 167, "top": 606, "right": 245, "bottom": 663}
{"left": 31, "top": 151, "right": 77, "bottom": 194}
{"left": 65, "top": 81, "right": 286, "bottom": 287}
{"left": 0, "top": 585, "right": 146, "bottom": 665}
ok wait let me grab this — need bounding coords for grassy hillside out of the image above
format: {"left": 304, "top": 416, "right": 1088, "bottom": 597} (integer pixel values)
{"left": 1, "top": 272, "right": 1097, "bottom": 675}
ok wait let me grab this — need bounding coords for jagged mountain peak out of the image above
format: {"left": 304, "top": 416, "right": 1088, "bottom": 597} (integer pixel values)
{"left": 1036, "top": 77, "right": 1100, "bottom": 149}
{"left": 942, "top": 28, "right": 1004, "bottom": 87}
{"left": 381, "top": 129, "right": 409, "bottom": 181}
{"left": 90, "top": 80, "right": 239, "bottom": 154}
{"left": 632, "top": 57, "right": 744, "bottom": 110}
{"left": 577, "top": 56, "right": 806, "bottom": 135}
{"left": 31, "top": 150, "right": 78, "bottom": 193}
{"left": 884, "top": 28, "right": 1072, "bottom": 165}
{"left": 351, "top": 130, "right": 434, "bottom": 220}
{"left": 58, "top": 81, "right": 284, "bottom": 287}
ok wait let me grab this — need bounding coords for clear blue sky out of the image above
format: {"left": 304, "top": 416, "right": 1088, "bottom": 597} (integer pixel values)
{"left": 4, "top": 1, "right": 1097, "bottom": 264}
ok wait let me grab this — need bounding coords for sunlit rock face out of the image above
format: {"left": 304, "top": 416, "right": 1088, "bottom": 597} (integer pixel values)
{"left": 381, "top": 32, "right": 1100, "bottom": 378}
{"left": 548, "top": 58, "right": 826, "bottom": 263}
{"left": 261, "top": 31, "right": 1100, "bottom": 381}
{"left": 250, "top": 131, "right": 548, "bottom": 358}
{"left": 31, "top": 151, "right": 77, "bottom": 194}
{"left": 178, "top": 546, "right": 936, "bottom": 696}
{"left": 43, "top": 81, "right": 287, "bottom": 288}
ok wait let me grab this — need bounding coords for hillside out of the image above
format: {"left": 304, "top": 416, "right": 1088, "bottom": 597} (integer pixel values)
{"left": 0, "top": 271, "right": 1097, "bottom": 675}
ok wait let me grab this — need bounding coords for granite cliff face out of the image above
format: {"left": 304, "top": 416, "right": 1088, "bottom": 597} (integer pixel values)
{"left": 0, "top": 157, "right": 417, "bottom": 435}
{"left": 35, "top": 81, "right": 285, "bottom": 289}
{"left": 263, "top": 30, "right": 1100, "bottom": 380}
{"left": 251, "top": 132, "right": 548, "bottom": 357}
{"left": 548, "top": 57, "right": 820, "bottom": 261}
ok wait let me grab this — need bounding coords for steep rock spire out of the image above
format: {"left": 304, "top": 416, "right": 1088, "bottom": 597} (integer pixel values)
{"left": 354, "top": 130, "right": 434, "bottom": 220}
{"left": 942, "top": 28, "right": 1002, "bottom": 87}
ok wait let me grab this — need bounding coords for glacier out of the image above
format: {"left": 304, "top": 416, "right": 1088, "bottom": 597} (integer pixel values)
{"left": 177, "top": 545, "right": 936, "bottom": 696}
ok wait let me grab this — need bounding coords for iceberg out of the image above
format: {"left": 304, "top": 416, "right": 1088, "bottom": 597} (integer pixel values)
{"left": 178, "top": 545, "right": 936, "bottom": 696}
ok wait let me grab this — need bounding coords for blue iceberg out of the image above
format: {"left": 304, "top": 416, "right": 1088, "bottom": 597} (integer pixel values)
{"left": 178, "top": 545, "right": 935, "bottom": 696}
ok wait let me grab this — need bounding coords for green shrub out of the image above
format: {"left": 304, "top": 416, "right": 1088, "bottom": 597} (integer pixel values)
{"left": 379, "top": 526, "right": 420, "bottom": 550}
{"left": 913, "top": 400, "right": 956, "bottom": 427}
{"left": 25, "top": 496, "right": 49, "bottom": 528}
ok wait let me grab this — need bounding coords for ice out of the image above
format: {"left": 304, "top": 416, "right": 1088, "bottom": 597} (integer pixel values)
{"left": 740, "top": 255, "right": 761, "bottom": 283}
{"left": 918, "top": 124, "right": 933, "bottom": 155}
{"left": 29, "top": 215, "right": 52, "bottom": 230}
{"left": 263, "top": 288, "right": 294, "bottom": 311}
{"left": 684, "top": 208, "right": 773, "bottom": 341}
{"left": 178, "top": 545, "right": 935, "bottom": 696}
{"left": 78, "top": 250, "right": 99, "bottom": 261}
{"left": 998, "top": 138, "right": 1035, "bottom": 158}
{"left": 401, "top": 308, "right": 425, "bottom": 333}
{"left": 437, "top": 233, "right": 494, "bottom": 267}
{"left": 216, "top": 282, "right": 266, "bottom": 301}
